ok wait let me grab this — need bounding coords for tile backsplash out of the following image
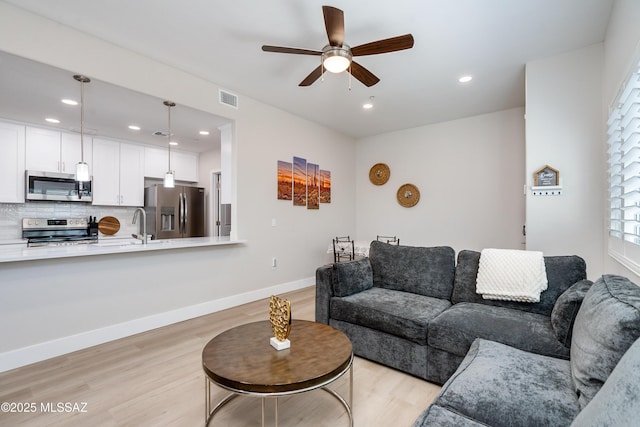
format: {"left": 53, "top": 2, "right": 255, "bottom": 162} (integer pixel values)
{"left": 0, "top": 203, "right": 140, "bottom": 240}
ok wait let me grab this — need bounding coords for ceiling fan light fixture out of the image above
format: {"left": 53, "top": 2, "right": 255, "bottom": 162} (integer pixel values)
{"left": 262, "top": 6, "right": 413, "bottom": 87}
{"left": 322, "top": 45, "right": 352, "bottom": 73}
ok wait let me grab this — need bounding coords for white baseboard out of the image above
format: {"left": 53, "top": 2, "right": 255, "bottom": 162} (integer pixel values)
{"left": 0, "top": 278, "right": 313, "bottom": 373}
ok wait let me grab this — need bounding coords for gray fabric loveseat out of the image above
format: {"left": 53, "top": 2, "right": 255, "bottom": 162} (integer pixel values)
{"left": 315, "top": 241, "right": 588, "bottom": 385}
{"left": 412, "top": 274, "right": 640, "bottom": 426}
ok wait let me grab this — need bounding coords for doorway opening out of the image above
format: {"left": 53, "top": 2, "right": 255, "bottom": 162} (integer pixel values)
{"left": 211, "top": 171, "right": 231, "bottom": 237}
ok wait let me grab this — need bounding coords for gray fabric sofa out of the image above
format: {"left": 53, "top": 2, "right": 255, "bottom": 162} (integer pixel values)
{"left": 315, "top": 241, "right": 588, "bottom": 385}
{"left": 412, "top": 274, "right": 640, "bottom": 427}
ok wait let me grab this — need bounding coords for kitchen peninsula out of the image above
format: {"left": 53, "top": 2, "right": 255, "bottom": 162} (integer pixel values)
{"left": 0, "top": 236, "right": 245, "bottom": 263}
{"left": 0, "top": 234, "right": 289, "bottom": 375}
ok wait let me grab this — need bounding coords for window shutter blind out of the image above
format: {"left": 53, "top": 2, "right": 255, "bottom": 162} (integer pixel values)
{"left": 608, "top": 65, "right": 640, "bottom": 273}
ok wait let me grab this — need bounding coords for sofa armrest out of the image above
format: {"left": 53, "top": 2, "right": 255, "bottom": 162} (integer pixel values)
{"left": 551, "top": 279, "right": 593, "bottom": 347}
{"left": 315, "top": 264, "right": 334, "bottom": 324}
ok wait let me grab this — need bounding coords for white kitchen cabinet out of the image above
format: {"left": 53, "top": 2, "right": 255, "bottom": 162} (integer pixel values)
{"left": 144, "top": 146, "right": 198, "bottom": 182}
{"left": 173, "top": 150, "right": 199, "bottom": 182}
{"left": 61, "top": 133, "right": 92, "bottom": 175}
{"left": 0, "top": 122, "right": 26, "bottom": 203}
{"left": 143, "top": 146, "right": 167, "bottom": 179}
{"left": 119, "top": 143, "right": 145, "bottom": 205}
{"left": 92, "top": 138, "right": 144, "bottom": 206}
{"left": 25, "top": 127, "right": 92, "bottom": 174}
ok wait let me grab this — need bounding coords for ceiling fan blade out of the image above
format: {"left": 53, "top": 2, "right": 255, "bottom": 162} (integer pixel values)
{"left": 299, "top": 65, "right": 323, "bottom": 87}
{"left": 323, "top": 6, "right": 344, "bottom": 47}
{"left": 351, "top": 34, "right": 414, "bottom": 56}
{"left": 349, "top": 61, "right": 380, "bottom": 87}
{"left": 262, "top": 45, "right": 322, "bottom": 56}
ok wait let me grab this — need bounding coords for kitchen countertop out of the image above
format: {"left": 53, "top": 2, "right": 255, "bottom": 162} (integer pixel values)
{"left": 0, "top": 236, "right": 246, "bottom": 263}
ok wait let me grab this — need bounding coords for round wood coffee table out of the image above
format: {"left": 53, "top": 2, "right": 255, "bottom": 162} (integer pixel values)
{"left": 202, "top": 320, "right": 353, "bottom": 426}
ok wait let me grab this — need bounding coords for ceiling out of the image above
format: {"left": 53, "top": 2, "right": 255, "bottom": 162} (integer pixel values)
{"left": 0, "top": 51, "right": 228, "bottom": 153}
{"left": 2, "top": 0, "right": 614, "bottom": 140}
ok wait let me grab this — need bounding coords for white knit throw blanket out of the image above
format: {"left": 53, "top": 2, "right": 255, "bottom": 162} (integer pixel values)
{"left": 476, "top": 248, "right": 548, "bottom": 303}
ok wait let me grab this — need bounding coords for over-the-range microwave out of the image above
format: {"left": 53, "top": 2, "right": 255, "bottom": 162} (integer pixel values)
{"left": 25, "top": 170, "right": 92, "bottom": 203}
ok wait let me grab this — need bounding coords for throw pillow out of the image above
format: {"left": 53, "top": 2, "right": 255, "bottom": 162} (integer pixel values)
{"left": 332, "top": 259, "right": 373, "bottom": 297}
{"left": 551, "top": 279, "right": 593, "bottom": 347}
{"left": 570, "top": 275, "right": 640, "bottom": 409}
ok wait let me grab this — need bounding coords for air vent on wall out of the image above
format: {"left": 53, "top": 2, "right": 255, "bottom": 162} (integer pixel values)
{"left": 219, "top": 89, "right": 238, "bottom": 109}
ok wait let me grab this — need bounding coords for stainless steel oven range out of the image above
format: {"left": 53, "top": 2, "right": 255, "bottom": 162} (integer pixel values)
{"left": 22, "top": 218, "right": 98, "bottom": 247}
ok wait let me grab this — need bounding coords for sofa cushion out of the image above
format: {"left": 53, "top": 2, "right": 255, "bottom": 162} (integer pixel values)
{"left": 428, "top": 302, "right": 570, "bottom": 359}
{"left": 570, "top": 337, "right": 640, "bottom": 427}
{"left": 571, "top": 274, "right": 640, "bottom": 409}
{"left": 451, "top": 250, "right": 587, "bottom": 316}
{"left": 550, "top": 279, "right": 593, "bottom": 347}
{"left": 330, "top": 287, "right": 451, "bottom": 345}
{"left": 434, "top": 339, "right": 580, "bottom": 427}
{"left": 332, "top": 258, "right": 373, "bottom": 297}
{"left": 368, "top": 241, "right": 455, "bottom": 299}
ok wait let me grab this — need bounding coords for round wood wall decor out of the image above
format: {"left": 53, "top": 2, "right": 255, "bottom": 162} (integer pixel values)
{"left": 397, "top": 183, "right": 420, "bottom": 208}
{"left": 369, "top": 163, "right": 390, "bottom": 185}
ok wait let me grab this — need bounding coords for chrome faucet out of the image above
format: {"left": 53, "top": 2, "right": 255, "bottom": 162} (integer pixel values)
{"left": 132, "top": 207, "right": 147, "bottom": 244}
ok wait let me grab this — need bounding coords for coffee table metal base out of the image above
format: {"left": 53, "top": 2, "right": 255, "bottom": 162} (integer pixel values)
{"left": 205, "top": 356, "right": 353, "bottom": 427}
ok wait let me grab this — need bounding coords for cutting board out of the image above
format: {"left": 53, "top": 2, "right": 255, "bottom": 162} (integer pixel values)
{"left": 98, "top": 216, "right": 120, "bottom": 235}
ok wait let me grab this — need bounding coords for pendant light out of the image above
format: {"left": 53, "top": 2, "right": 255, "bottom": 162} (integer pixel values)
{"left": 163, "top": 101, "right": 176, "bottom": 188}
{"left": 74, "top": 75, "right": 91, "bottom": 182}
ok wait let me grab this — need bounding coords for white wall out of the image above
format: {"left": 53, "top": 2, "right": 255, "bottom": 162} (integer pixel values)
{"left": 525, "top": 44, "right": 604, "bottom": 279}
{"left": 602, "top": 0, "right": 640, "bottom": 283}
{"left": 198, "top": 149, "right": 221, "bottom": 188}
{"left": 0, "top": 3, "right": 356, "bottom": 369}
{"left": 355, "top": 108, "right": 526, "bottom": 251}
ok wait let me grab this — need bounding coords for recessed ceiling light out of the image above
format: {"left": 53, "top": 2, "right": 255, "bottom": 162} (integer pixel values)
{"left": 61, "top": 99, "right": 78, "bottom": 106}
{"left": 199, "top": 130, "right": 210, "bottom": 136}
{"left": 458, "top": 75, "right": 473, "bottom": 83}
{"left": 128, "top": 125, "right": 141, "bottom": 131}
{"left": 169, "top": 141, "right": 179, "bottom": 146}
{"left": 363, "top": 95, "right": 375, "bottom": 109}
{"left": 45, "top": 118, "right": 60, "bottom": 124}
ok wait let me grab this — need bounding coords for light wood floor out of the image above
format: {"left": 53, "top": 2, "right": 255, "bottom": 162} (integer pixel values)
{"left": 0, "top": 286, "right": 440, "bottom": 426}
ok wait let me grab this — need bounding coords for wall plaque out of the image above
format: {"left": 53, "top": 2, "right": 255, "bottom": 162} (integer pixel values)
{"left": 534, "top": 165, "right": 559, "bottom": 186}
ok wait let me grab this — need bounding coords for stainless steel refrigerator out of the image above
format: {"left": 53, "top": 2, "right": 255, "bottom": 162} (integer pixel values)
{"left": 145, "top": 184, "right": 206, "bottom": 239}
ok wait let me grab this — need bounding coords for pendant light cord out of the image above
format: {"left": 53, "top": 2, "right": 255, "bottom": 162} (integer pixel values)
{"left": 167, "top": 103, "right": 172, "bottom": 172}
{"left": 80, "top": 79, "right": 85, "bottom": 163}
{"left": 73, "top": 75, "right": 90, "bottom": 165}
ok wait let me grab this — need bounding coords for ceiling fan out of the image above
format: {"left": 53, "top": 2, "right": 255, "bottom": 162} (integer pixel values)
{"left": 261, "top": 5, "right": 414, "bottom": 87}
